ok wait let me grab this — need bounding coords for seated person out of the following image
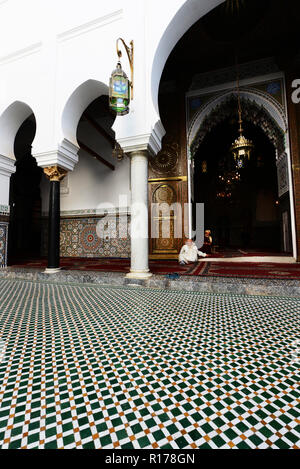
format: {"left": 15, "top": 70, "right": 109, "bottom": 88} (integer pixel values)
{"left": 200, "top": 230, "right": 213, "bottom": 254}
{"left": 179, "top": 239, "right": 207, "bottom": 265}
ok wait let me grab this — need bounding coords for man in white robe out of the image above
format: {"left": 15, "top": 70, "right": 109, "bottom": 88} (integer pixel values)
{"left": 179, "top": 239, "right": 207, "bottom": 265}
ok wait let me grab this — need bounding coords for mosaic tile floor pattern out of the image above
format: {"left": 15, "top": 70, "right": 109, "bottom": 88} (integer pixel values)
{"left": 0, "top": 279, "right": 299, "bottom": 449}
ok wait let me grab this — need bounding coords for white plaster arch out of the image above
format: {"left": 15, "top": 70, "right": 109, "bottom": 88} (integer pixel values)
{"left": 61, "top": 79, "right": 109, "bottom": 148}
{"left": 33, "top": 79, "right": 111, "bottom": 172}
{"left": 0, "top": 101, "right": 36, "bottom": 160}
{"left": 188, "top": 88, "right": 288, "bottom": 153}
{"left": 150, "top": 0, "right": 223, "bottom": 119}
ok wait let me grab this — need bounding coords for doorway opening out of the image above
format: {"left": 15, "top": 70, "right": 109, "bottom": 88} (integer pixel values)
{"left": 193, "top": 118, "right": 293, "bottom": 257}
{"left": 156, "top": 0, "right": 299, "bottom": 261}
{"left": 8, "top": 114, "right": 43, "bottom": 262}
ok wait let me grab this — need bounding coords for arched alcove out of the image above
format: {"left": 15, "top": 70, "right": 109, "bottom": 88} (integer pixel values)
{"left": 0, "top": 101, "right": 36, "bottom": 159}
{"left": 61, "top": 79, "right": 109, "bottom": 148}
{"left": 56, "top": 81, "right": 131, "bottom": 261}
{"left": 7, "top": 112, "right": 45, "bottom": 262}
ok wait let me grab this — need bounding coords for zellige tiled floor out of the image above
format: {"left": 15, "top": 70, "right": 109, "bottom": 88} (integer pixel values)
{"left": 0, "top": 279, "right": 299, "bottom": 449}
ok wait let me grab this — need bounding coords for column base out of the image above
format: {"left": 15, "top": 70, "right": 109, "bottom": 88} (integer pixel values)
{"left": 126, "top": 270, "right": 153, "bottom": 280}
{"left": 44, "top": 268, "right": 61, "bottom": 274}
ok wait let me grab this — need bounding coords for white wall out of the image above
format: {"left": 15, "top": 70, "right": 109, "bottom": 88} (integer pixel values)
{"left": 41, "top": 119, "right": 130, "bottom": 213}
{"left": 0, "top": 0, "right": 224, "bottom": 159}
{"left": 0, "top": 155, "right": 15, "bottom": 206}
{"left": 0, "top": 174, "right": 10, "bottom": 207}
{"left": 0, "top": 0, "right": 225, "bottom": 215}
{"left": 63, "top": 155, "right": 130, "bottom": 213}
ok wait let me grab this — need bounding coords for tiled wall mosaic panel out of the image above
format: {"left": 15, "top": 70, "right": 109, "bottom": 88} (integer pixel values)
{"left": 42, "top": 215, "right": 131, "bottom": 259}
{"left": 0, "top": 205, "right": 10, "bottom": 216}
{"left": 0, "top": 222, "right": 8, "bottom": 268}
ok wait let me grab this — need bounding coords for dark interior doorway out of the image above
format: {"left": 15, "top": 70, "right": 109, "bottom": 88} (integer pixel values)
{"left": 8, "top": 115, "right": 43, "bottom": 262}
{"left": 193, "top": 119, "right": 292, "bottom": 253}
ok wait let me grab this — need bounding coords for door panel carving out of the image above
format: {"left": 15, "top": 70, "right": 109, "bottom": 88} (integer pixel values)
{"left": 150, "top": 182, "right": 183, "bottom": 257}
{"left": 148, "top": 92, "right": 189, "bottom": 258}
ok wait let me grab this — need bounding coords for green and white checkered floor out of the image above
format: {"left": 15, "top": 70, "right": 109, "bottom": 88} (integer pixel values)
{"left": 0, "top": 278, "right": 299, "bottom": 449}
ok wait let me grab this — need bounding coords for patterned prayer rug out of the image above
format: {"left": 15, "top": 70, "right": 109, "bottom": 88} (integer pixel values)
{"left": 194, "top": 262, "right": 300, "bottom": 280}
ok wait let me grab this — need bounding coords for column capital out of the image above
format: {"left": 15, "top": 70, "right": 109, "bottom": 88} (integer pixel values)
{"left": 128, "top": 150, "right": 149, "bottom": 159}
{"left": 44, "top": 166, "right": 67, "bottom": 182}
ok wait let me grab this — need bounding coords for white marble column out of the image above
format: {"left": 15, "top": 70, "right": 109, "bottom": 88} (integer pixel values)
{"left": 126, "top": 150, "right": 152, "bottom": 279}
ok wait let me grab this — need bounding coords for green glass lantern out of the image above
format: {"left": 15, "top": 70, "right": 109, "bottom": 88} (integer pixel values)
{"left": 109, "top": 61, "right": 130, "bottom": 116}
{"left": 109, "top": 39, "right": 134, "bottom": 117}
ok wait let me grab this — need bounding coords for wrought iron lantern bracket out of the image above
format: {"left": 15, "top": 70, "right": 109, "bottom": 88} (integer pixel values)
{"left": 116, "top": 38, "right": 134, "bottom": 100}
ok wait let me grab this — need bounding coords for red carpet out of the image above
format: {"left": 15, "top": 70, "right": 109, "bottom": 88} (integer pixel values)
{"left": 206, "top": 249, "right": 292, "bottom": 258}
{"left": 9, "top": 258, "right": 195, "bottom": 275}
{"left": 8, "top": 257, "right": 300, "bottom": 279}
{"left": 193, "top": 261, "right": 300, "bottom": 280}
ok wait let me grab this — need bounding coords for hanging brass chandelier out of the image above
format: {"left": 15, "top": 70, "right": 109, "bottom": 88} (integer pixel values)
{"left": 226, "top": 0, "right": 244, "bottom": 13}
{"left": 230, "top": 65, "right": 254, "bottom": 168}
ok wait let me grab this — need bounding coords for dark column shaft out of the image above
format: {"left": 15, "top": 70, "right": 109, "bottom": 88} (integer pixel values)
{"left": 48, "top": 180, "right": 60, "bottom": 269}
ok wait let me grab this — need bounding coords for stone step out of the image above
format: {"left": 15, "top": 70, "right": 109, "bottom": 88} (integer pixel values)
{"left": 1, "top": 267, "right": 300, "bottom": 298}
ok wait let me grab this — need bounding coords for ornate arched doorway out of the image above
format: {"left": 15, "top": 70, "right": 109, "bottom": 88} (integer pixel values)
{"left": 187, "top": 89, "right": 295, "bottom": 257}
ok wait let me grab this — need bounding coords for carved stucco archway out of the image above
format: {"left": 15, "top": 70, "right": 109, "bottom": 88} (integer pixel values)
{"left": 188, "top": 88, "right": 288, "bottom": 159}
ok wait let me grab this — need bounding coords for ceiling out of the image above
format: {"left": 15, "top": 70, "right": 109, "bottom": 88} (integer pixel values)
{"left": 160, "top": 0, "right": 300, "bottom": 89}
